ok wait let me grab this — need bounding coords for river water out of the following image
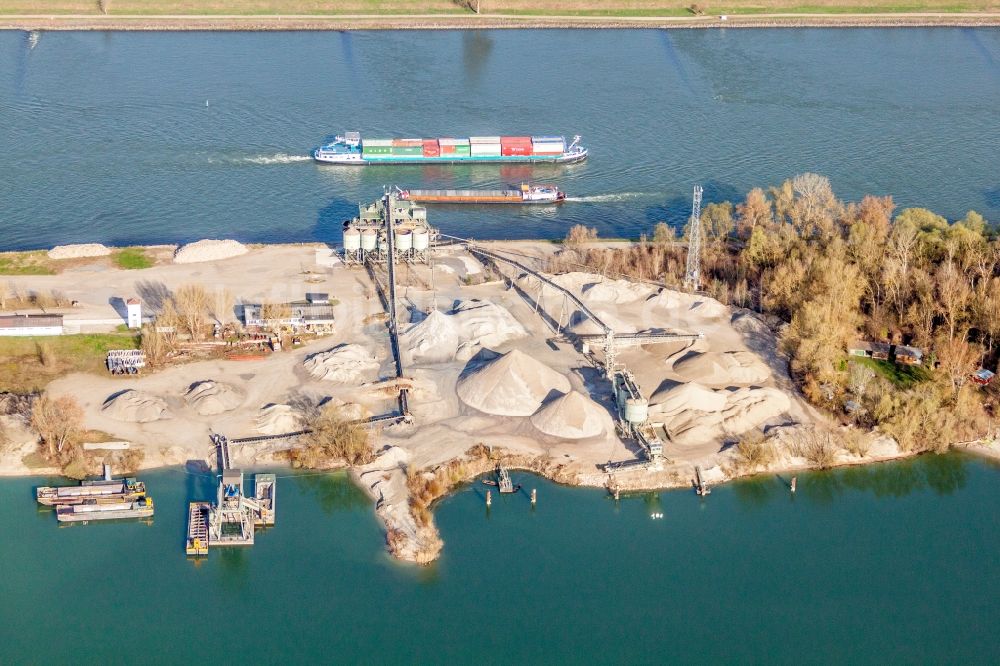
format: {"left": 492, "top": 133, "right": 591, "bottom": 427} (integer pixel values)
{"left": 0, "top": 455, "right": 998, "bottom": 663}
{"left": 1, "top": 29, "right": 999, "bottom": 251}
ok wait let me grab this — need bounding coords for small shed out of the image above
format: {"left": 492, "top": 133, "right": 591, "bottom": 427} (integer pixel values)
{"left": 848, "top": 340, "right": 890, "bottom": 361}
{"left": 971, "top": 368, "right": 995, "bottom": 386}
{"left": 0, "top": 314, "right": 64, "bottom": 336}
{"left": 894, "top": 345, "right": 923, "bottom": 366}
{"left": 126, "top": 298, "right": 142, "bottom": 329}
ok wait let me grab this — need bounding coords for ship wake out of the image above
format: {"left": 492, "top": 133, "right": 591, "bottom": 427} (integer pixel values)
{"left": 565, "top": 192, "right": 650, "bottom": 203}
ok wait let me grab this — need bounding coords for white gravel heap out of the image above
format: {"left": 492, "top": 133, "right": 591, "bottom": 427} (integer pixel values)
{"left": 530, "top": 390, "right": 607, "bottom": 439}
{"left": 649, "top": 382, "right": 727, "bottom": 418}
{"left": 255, "top": 404, "right": 306, "bottom": 435}
{"left": 173, "top": 239, "right": 248, "bottom": 264}
{"left": 457, "top": 349, "right": 570, "bottom": 416}
{"left": 721, "top": 387, "right": 791, "bottom": 435}
{"left": 101, "top": 390, "right": 170, "bottom": 423}
{"left": 304, "top": 344, "right": 380, "bottom": 383}
{"left": 581, "top": 279, "right": 652, "bottom": 304}
{"left": 402, "top": 299, "right": 527, "bottom": 364}
{"left": 185, "top": 380, "right": 245, "bottom": 416}
{"left": 47, "top": 243, "right": 112, "bottom": 259}
{"left": 671, "top": 351, "right": 771, "bottom": 388}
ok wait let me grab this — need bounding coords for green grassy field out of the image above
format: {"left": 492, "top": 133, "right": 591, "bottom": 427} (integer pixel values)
{"left": 0, "top": 333, "right": 140, "bottom": 393}
{"left": 0, "top": 252, "right": 56, "bottom": 276}
{"left": 852, "top": 356, "right": 932, "bottom": 389}
{"left": 113, "top": 248, "right": 154, "bottom": 270}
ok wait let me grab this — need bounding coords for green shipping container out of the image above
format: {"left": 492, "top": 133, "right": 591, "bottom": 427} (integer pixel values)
{"left": 454, "top": 146, "right": 471, "bottom": 155}
{"left": 391, "top": 147, "right": 423, "bottom": 156}
{"left": 363, "top": 146, "right": 391, "bottom": 155}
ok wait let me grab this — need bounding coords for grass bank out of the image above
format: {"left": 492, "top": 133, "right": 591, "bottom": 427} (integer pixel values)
{"left": 0, "top": 333, "right": 139, "bottom": 393}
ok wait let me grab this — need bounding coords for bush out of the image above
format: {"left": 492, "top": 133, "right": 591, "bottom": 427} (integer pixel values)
{"left": 287, "top": 404, "right": 371, "bottom": 468}
{"left": 733, "top": 431, "right": 776, "bottom": 472}
{"left": 792, "top": 429, "right": 839, "bottom": 469}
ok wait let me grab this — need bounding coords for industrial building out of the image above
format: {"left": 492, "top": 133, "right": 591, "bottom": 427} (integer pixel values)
{"left": 242, "top": 293, "right": 336, "bottom": 332}
{"left": 0, "top": 313, "right": 64, "bottom": 336}
{"left": 342, "top": 190, "right": 437, "bottom": 265}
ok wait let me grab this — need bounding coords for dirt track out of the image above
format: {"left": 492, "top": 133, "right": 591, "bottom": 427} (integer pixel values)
{"left": 3, "top": 12, "right": 1000, "bottom": 30}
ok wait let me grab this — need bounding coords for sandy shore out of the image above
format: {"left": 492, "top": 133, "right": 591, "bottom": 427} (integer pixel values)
{"left": 2, "top": 240, "right": 996, "bottom": 563}
{"left": 3, "top": 12, "right": 1000, "bottom": 31}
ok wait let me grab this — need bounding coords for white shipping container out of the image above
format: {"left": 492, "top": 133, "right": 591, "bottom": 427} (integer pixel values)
{"left": 469, "top": 136, "right": 503, "bottom": 144}
{"left": 532, "top": 140, "right": 565, "bottom": 153}
{"left": 362, "top": 138, "right": 394, "bottom": 147}
{"left": 438, "top": 138, "right": 470, "bottom": 146}
{"left": 470, "top": 144, "right": 501, "bottom": 156}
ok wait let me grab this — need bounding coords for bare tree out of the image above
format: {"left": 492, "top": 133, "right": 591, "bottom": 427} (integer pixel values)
{"left": 211, "top": 288, "right": 234, "bottom": 325}
{"left": 31, "top": 395, "right": 83, "bottom": 461}
{"left": 172, "top": 284, "right": 210, "bottom": 340}
{"left": 565, "top": 224, "right": 598, "bottom": 250}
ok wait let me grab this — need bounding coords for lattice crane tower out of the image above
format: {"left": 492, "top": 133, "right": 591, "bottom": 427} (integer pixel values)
{"left": 684, "top": 185, "right": 704, "bottom": 291}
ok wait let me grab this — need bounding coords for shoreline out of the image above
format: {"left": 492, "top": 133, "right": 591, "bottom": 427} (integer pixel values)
{"left": 3, "top": 238, "right": 999, "bottom": 565}
{"left": 3, "top": 12, "right": 1000, "bottom": 31}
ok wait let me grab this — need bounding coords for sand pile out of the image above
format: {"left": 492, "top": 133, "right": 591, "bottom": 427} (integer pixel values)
{"left": 255, "top": 404, "right": 305, "bottom": 435}
{"left": 402, "top": 310, "right": 461, "bottom": 364}
{"left": 646, "top": 289, "right": 683, "bottom": 310}
{"left": 173, "top": 239, "right": 248, "bottom": 264}
{"left": 581, "top": 279, "right": 651, "bottom": 304}
{"left": 731, "top": 310, "right": 771, "bottom": 336}
{"left": 530, "top": 390, "right": 607, "bottom": 439}
{"left": 457, "top": 349, "right": 570, "bottom": 416}
{"left": 672, "top": 351, "right": 770, "bottom": 387}
{"left": 47, "top": 243, "right": 112, "bottom": 259}
{"left": 722, "top": 388, "right": 791, "bottom": 435}
{"left": 304, "top": 344, "right": 380, "bottom": 383}
{"left": 101, "top": 390, "right": 170, "bottom": 423}
{"left": 650, "top": 382, "right": 727, "bottom": 418}
{"left": 402, "top": 300, "right": 526, "bottom": 364}
{"left": 185, "top": 380, "right": 245, "bottom": 415}
{"left": 688, "top": 298, "right": 728, "bottom": 318}
{"left": 451, "top": 299, "right": 527, "bottom": 356}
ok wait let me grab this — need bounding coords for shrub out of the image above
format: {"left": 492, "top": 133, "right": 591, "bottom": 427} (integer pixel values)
{"left": 733, "top": 431, "right": 776, "bottom": 472}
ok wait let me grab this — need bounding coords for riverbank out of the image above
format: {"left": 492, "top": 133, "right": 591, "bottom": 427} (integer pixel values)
{"left": 4, "top": 239, "right": 999, "bottom": 564}
{"left": 3, "top": 12, "right": 1000, "bottom": 30}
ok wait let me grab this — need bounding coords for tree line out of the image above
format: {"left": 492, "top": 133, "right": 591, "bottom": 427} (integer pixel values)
{"left": 560, "top": 173, "right": 997, "bottom": 452}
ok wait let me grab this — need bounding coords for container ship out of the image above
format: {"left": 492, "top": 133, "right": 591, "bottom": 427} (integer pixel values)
{"left": 397, "top": 183, "right": 566, "bottom": 204}
{"left": 314, "top": 132, "right": 587, "bottom": 165}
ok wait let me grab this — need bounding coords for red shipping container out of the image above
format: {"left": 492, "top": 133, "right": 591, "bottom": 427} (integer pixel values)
{"left": 440, "top": 145, "right": 456, "bottom": 154}
{"left": 501, "top": 144, "right": 532, "bottom": 156}
{"left": 422, "top": 139, "right": 440, "bottom": 157}
{"left": 500, "top": 136, "right": 532, "bottom": 156}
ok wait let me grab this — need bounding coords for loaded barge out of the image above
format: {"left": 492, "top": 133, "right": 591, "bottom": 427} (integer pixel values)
{"left": 314, "top": 132, "right": 587, "bottom": 165}
{"left": 397, "top": 183, "right": 565, "bottom": 204}
{"left": 56, "top": 496, "right": 154, "bottom": 523}
{"left": 36, "top": 465, "right": 146, "bottom": 506}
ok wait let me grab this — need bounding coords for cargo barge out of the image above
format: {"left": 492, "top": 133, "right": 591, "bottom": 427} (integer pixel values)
{"left": 56, "top": 496, "right": 154, "bottom": 522}
{"left": 397, "top": 183, "right": 565, "bottom": 204}
{"left": 314, "top": 132, "right": 587, "bottom": 165}
{"left": 36, "top": 471, "right": 146, "bottom": 506}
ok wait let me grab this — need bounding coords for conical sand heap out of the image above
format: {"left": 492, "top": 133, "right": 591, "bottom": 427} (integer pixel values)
{"left": 102, "top": 390, "right": 170, "bottom": 423}
{"left": 457, "top": 349, "right": 570, "bottom": 416}
{"left": 530, "top": 390, "right": 607, "bottom": 439}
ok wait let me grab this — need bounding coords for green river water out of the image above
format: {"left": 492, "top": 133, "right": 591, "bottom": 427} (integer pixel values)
{"left": 0, "top": 454, "right": 998, "bottom": 664}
